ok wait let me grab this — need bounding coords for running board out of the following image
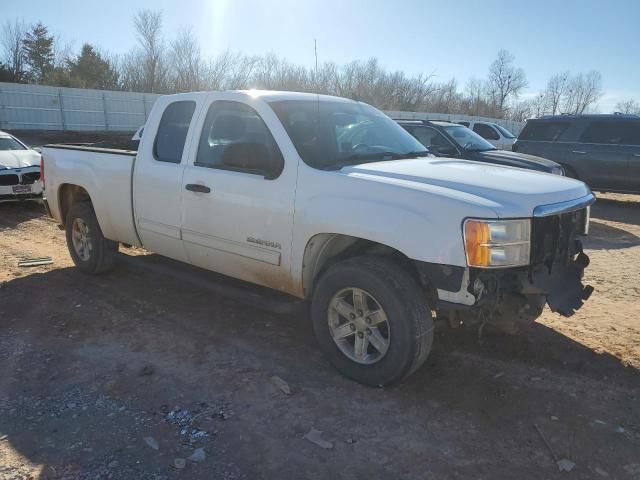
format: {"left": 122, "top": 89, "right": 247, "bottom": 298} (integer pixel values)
{"left": 115, "top": 252, "right": 307, "bottom": 315}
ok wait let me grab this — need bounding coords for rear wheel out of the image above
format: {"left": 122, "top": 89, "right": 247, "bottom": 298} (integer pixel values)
{"left": 311, "top": 256, "right": 434, "bottom": 387}
{"left": 65, "top": 202, "right": 118, "bottom": 274}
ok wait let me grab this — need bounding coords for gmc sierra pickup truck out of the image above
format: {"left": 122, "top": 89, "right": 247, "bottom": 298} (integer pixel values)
{"left": 41, "top": 90, "right": 595, "bottom": 386}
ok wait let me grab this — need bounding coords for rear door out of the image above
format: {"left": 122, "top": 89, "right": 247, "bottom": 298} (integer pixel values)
{"left": 180, "top": 95, "right": 297, "bottom": 293}
{"left": 621, "top": 119, "right": 640, "bottom": 192}
{"left": 133, "top": 98, "right": 201, "bottom": 262}
{"left": 573, "top": 119, "right": 631, "bottom": 190}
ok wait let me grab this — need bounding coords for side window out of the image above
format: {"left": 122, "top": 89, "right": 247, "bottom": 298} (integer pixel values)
{"left": 196, "top": 101, "right": 284, "bottom": 179}
{"left": 410, "top": 127, "right": 448, "bottom": 147}
{"left": 473, "top": 123, "right": 500, "bottom": 140}
{"left": 153, "top": 101, "right": 196, "bottom": 163}
{"left": 579, "top": 120, "right": 628, "bottom": 145}
{"left": 625, "top": 121, "right": 640, "bottom": 146}
{"left": 410, "top": 127, "right": 457, "bottom": 155}
{"left": 519, "top": 121, "right": 570, "bottom": 141}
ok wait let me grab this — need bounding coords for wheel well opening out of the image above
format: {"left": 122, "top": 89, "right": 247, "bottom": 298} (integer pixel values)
{"left": 302, "top": 234, "right": 423, "bottom": 298}
{"left": 59, "top": 184, "right": 91, "bottom": 223}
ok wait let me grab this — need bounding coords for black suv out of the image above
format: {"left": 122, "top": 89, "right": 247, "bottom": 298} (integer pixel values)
{"left": 513, "top": 114, "right": 640, "bottom": 193}
{"left": 397, "top": 120, "right": 563, "bottom": 174}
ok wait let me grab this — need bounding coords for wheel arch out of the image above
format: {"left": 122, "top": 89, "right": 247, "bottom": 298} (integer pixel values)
{"left": 301, "top": 233, "right": 424, "bottom": 299}
{"left": 58, "top": 183, "right": 92, "bottom": 223}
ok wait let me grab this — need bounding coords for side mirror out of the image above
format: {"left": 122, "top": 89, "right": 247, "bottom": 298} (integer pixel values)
{"left": 221, "top": 142, "right": 283, "bottom": 179}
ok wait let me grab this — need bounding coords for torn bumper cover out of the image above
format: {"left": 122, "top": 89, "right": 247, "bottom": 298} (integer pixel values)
{"left": 523, "top": 251, "right": 593, "bottom": 317}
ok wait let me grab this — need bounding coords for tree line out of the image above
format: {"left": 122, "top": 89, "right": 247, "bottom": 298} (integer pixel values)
{"left": 2, "top": 11, "right": 638, "bottom": 120}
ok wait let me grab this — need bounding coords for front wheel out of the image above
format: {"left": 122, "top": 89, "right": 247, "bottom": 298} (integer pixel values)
{"left": 65, "top": 202, "right": 118, "bottom": 274}
{"left": 311, "top": 256, "right": 434, "bottom": 387}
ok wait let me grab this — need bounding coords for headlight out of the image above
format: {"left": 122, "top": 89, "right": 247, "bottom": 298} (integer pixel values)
{"left": 551, "top": 166, "right": 565, "bottom": 176}
{"left": 464, "top": 219, "right": 531, "bottom": 268}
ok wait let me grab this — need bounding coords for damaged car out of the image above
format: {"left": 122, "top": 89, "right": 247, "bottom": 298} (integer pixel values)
{"left": 0, "top": 131, "right": 42, "bottom": 202}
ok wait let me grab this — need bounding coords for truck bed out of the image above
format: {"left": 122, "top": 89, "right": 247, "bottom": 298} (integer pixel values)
{"left": 42, "top": 143, "right": 141, "bottom": 247}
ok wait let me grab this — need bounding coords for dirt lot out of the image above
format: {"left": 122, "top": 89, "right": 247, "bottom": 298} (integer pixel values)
{"left": 0, "top": 194, "right": 639, "bottom": 480}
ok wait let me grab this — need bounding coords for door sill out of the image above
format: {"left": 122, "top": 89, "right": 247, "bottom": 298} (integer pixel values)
{"left": 115, "top": 252, "right": 306, "bottom": 315}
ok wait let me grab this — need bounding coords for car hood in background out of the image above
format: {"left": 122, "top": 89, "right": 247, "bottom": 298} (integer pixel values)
{"left": 342, "top": 158, "right": 590, "bottom": 218}
{"left": 0, "top": 150, "right": 41, "bottom": 170}
{"left": 473, "top": 149, "right": 560, "bottom": 172}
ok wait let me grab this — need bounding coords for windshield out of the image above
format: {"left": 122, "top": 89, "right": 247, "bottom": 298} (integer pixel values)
{"left": 0, "top": 136, "right": 26, "bottom": 151}
{"left": 494, "top": 124, "right": 516, "bottom": 138}
{"left": 442, "top": 125, "right": 496, "bottom": 152}
{"left": 269, "top": 100, "right": 429, "bottom": 169}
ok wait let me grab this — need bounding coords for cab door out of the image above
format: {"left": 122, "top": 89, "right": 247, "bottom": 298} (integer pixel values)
{"left": 133, "top": 97, "right": 202, "bottom": 263}
{"left": 179, "top": 95, "right": 298, "bottom": 294}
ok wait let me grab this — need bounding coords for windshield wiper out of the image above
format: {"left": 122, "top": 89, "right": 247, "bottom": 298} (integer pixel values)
{"left": 322, "top": 150, "right": 430, "bottom": 170}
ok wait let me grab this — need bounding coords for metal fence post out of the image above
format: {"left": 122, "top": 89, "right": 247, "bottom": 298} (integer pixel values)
{"left": 57, "top": 88, "right": 66, "bottom": 130}
{"left": 142, "top": 95, "right": 148, "bottom": 120}
{"left": 102, "top": 91, "right": 109, "bottom": 131}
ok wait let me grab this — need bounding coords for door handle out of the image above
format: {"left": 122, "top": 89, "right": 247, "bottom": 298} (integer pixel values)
{"left": 572, "top": 150, "right": 587, "bottom": 155}
{"left": 185, "top": 183, "right": 211, "bottom": 193}
{"left": 634, "top": 153, "right": 640, "bottom": 157}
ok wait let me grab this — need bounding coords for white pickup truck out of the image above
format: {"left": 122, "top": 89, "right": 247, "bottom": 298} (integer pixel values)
{"left": 41, "top": 91, "right": 595, "bottom": 386}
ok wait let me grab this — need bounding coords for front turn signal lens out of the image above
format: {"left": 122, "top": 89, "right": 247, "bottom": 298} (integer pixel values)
{"left": 464, "top": 219, "right": 531, "bottom": 268}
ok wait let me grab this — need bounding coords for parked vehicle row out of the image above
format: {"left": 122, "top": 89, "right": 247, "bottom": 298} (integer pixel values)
{"left": 456, "top": 120, "right": 517, "bottom": 150}
{"left": 514, "top": 114, "right": 640, "bottom": 194}
{"left": 41, "top": 90, "right": 595, "bottom": 387}
{"left": 0, "top": 130, "right": 42, "bottom": 202}
{"left": 397, "top": 120, "right": 563, "bottom": 174}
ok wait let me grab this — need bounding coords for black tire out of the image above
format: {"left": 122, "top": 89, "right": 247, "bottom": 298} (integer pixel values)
{"left": 311, "top": 256, "right": 434, "bottom": 387}
{"left": 65, "top": 202, "right": 118, "bottom": 274}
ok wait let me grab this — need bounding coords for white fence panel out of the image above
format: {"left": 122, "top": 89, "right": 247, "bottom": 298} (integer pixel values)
{"left": 0, "top": 82, "right": 525, "bottom": 134}
{"left": 0, "top": 82, "right": 161, "bottom": 131}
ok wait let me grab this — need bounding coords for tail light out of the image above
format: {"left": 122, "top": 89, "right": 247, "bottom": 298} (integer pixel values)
{"left": 40, "top": 155, "right": 45, "bottom": 190}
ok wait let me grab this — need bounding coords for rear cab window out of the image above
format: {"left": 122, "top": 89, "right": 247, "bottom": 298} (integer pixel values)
{"left": 518, "top": 120, "right": 570, "bottom": 142}
{"left": 153, "top": 101, "right": 196, "bottom": 163}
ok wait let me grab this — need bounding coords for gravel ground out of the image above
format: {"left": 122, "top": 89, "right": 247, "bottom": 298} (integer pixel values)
{"left": 0, "top": 194, "right": 639, "bottom": 480}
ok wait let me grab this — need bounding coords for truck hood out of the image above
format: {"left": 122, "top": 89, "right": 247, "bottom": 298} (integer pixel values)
{"left": 342, "top": 158, "right": 591, "bottom": 218}
{"left": 474, "top": 149, "right": 561, "bottom": 173}
{"left": 0, "top": 150, "right": 41, "bottom": 170}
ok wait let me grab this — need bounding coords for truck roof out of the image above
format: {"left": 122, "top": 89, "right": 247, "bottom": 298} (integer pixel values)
{"left": 240, "top": 90, "right": 358, "bottom": 104}
{"left": 163, "top": 89, "right": 360, "bottom": 104}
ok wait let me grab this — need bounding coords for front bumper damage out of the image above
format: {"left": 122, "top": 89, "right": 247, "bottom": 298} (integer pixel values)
{"left": 426, "top": 198, "right": 595, "bottom": 333}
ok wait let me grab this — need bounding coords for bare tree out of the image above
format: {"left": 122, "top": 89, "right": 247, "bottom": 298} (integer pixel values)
{"left": 544, "top": 72, "right": 569, "bottom": 115}
{"left": 1, "top": 18, "right": 27, "bottom": 82}
{"left": 486, "top": 49, "right": 528, "bottom": 115}
{"left": 133, "top": 9, "right": 167, "bottom": 92}
{"left": 562, "top": 70, "right": 602, "bottom": 114}
{"left": 614, "top": 98, "right": 640, "bottom": 115}
{"left": 169, "top": 29, "right": 204, "bottom": 92}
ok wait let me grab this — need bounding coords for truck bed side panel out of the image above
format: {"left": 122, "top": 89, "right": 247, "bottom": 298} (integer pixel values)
{"left": 43, "top": 146, "right": 141, "bottom": 247}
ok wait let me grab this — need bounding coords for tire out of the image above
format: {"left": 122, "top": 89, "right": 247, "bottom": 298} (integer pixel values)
{"left": 65, "top": 202, "right": 118, "bottom": 274}
{"left": 311, "top": 255, "right": 434, "bottom": 387}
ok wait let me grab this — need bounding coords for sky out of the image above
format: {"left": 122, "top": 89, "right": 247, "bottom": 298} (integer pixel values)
{"left": 3, "top": 0, "right": 639, "bottom": 111}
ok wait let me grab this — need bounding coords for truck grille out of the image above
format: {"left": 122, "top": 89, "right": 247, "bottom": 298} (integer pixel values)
{"left": 530, "top": 208, "right": 588, "bottom": 268}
